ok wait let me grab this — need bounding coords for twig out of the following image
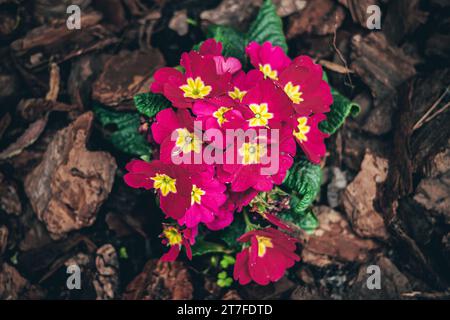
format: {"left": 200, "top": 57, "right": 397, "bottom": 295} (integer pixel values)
{"left": 402, "top": 290, "right": 450, "bottom": 300}
{"left": 413, "top": 87, "right": 449, "bottom": 131}
{"left": 331, "top": 29, "right": 354, "bottom": 90}
{"left": 45, "top": 62, "right": 60, "bottom": 102}
{"left": 318, "top": 59, "right": 354, "bottom": 74}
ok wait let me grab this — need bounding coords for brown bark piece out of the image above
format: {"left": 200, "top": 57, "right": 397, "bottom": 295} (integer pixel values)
{"left": 0, "top": 225, "right": 8, "bottom": 256}
{"left": 93, "top": 244, "right": 119, "bottom": 300}
{"left": 0, "top": 112, "right": 11, "bottom": 140}
{"left": 0, "top": 117, "right": 48, "bottom": 160}
{"left": 0, "top": 172, "right": 21, "bottom": 215}
{"left": 11, "top": 11, "right": 118, "bottom": 71}
{"left": 92, "top": 49, "right": 165, "bottom": 109}
{"left": 383, "top": 0, "right": 428, "bottom": 44}
{"left": 351, "top": 33, "right": 416, "bottom": 104}
{"left": 347, "top": 256, "right": 412, "bottom": 299}
{"left": 342, "top": 152, "right": 389, "bottom": 240}
{"left": 414, "top": 147, "right": 450, "bottom": 223}
{"left": 338, "top": 0, "right": 380, "bottom": 28}
{"left": 201, "top": 0, "right": 305, "bottom": 32}
{"left": 123, "top": 260, "right": 193, "bottom": 300}
{"left": 302, "top": 206, "right": 378, "bottom": 267}
{"left": 0, "top": 263, "right": 29, "bottom": 300}
{"left": 222, "top": 289, "right": 242, "bottom": 300}
{"left": 287, "top": 0, "right": 346, "bottom": 39}
{"left": 24, "top": 112, "right": 117, "bottom": 239}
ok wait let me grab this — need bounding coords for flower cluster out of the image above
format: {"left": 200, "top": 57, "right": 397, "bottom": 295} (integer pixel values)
{"left": 124, "top": 39, "right": 332, "bottom": 285}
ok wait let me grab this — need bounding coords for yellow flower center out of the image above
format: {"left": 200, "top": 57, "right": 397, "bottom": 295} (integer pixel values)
{"left": 228, "top": 87, "right": 247, "bottom": 101}
{"left": 259, "top": 64, "right": 278, "bottom": 80}
{"left": 180, "top": 77, "right": 212, "bottom": 99}
{"left": 163, "top": 226, "right": 182, "bottom": 246}
{"left": 293, "top": 117, "right": 310, "bottom": 143}
{"left": 151, "top": 173, "right": 177, "bottom": 197}
{"left": 256, "top": 235, "right": 273, "bottom": 258}
{"left": 212, "top": 106, "right": 232, "bottom": 126}
{"left": 238, "top": 142, "right": 267, "bottom": 165}
{"left": 284, "top": 82, "right": 304, "bottom": 104}
{"left": 191, "top": 184, "right": 206, "bottom": 205}
{"left": 175, "top": 128, "right": 202, "bottom": 154}
{"left": 248, "top": 103, "right": 274, "bottom": 127}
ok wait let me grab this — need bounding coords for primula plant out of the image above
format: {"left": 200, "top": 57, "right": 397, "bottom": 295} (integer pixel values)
{"left": 96, "top": 0, "right": 359, "bottom": 286}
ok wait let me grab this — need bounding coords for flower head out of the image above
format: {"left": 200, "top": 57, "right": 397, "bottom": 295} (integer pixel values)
{"left": 205, "top": 199, "right": 236, "bottom": 231}
{"left": 292, "top": 113, "right": 329, "bottom": 164}
{"left": 239, "top": 79, "right": 294, "bottom": 128}
{"left": 124, "top": 160, "right": 192, "bottom": 219}
{"left": 218, "top": 126, "right": 296, "bottom": 192}
{"left": 160, "top": 225, "right": 197, "bottom": 261}
{"left": 178, "top": 170, "right": 227, "bottom": 228}
{"left": 233, "top": 228, "right": 299, "bottom": 285}
{"left": 151, "top": 50, "right": 232, "bottom": 109}
{"left": 151, "top": 108, "right": 202, "bottom": 164}
{"left": 246, "top": 41, "right": 291, "bottom": 80}
{"left": 229, "top": 70, "right": 264, "bottom": 102}
{"left": 199, "top": 39, "right": 242, "bottom": 75}
{"left": 192, "top": 96, "right": 245, "bottom": 131}
{"left": 278, "top": 56, "right": 333, "bottom": 116}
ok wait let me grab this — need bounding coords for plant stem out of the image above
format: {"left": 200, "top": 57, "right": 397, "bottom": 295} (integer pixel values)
{"left": 243, "top": 209, "right": 258, "bottom": 232}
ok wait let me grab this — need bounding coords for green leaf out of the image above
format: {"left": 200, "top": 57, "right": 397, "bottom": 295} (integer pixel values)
{"left": 247, "top": 0, "right": 288, "bottom": 53}
{"left": 119, "top": 247, "right": 129, "bottom": 259}
{"left": 217, "top": 271, "right": 233, "bottom": 287}
{"left": 281, "top": 160, "right": 322, "bottom": 233}
{"left": 94, "top": 105, "right": 151, "bottom": 157}
{"left": 320, "top": 72, "right": 360, "bottom": 135}
{"left": 283, "top": 160, "right": 322, "bottom": 214}
{"left": 280, "top": 209, "right": 319, "bottom": 234}
{"left": 220, "top": 255, "right": 236, "bottom": 268}
{"left": 217, "top": 214, "right": 246, "bottom": 249}
{"left": 134, "top": 92, "right": 171, "bottom": 118}
{"left": 192, "top": 240, "right": 229, "bottom": 257}
{"left": 207, "top": 25, "right": 247, "bottom": 63}
{"left": 319, "top": 89, "right": 360, "bottom": 135}
{"left": 204, "top": 0, "right": 287, "bottom": 65}
{"left": 297, "top": 210, "right": 319, "bottom": 234}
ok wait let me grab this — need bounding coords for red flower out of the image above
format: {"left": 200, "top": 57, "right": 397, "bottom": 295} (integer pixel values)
{"left": 204, "top": 199, "right": 235, "bottom": 231}
{"left": 199, "top": 39, "right": 242, "bottom": 75}
{"left": 278, "top": 56, "right": 332, "bottom": 116}
{"left": 123, "top": 160, "right": 192, "bottom": 219}
{"left": 160, "top": 225, "right": 197, "bottom": 261}
{"left": 229, "top": 189, "right": 259, "bottom": 212}
{"left": 192, "top": 96, "right": 246, "bottom": 131}
{"left": 233, "top": 228, "right": 300, "bottom": 285}
{"left": 178, "top": 170, "right": 227, "bottom": 228}
{"left": 151, "top": 108, "right": 202, "bottom": 164}
{"left": 228, "top": 70, "right": 263, "bottom": 102}
{"left": 218, "top": 126, "right": 296, "bottom": 192}
{"left": 151, "top": 50, "right": 231, "bottom": 109}
{"left": 199, "top": 38, "right": 223, "bottom": 56}
{"left": 238, "top": 79, "right": 294, "bottom": 128}
{"left": 292, "top": 113, "right": 329, "bottom": 164}
{"left": 246, "top": 41, "right": 291, "bottom": 81}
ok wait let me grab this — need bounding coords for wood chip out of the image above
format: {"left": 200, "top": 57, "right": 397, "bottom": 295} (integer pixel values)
{"left": 302, "top": 206, "right": 378, "bottom": 267}
{"left": 342, "top": 152, "right": 389, "bottom": 240}
{"left": 24, "top": 112, "right": 117, "bottom": 239}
